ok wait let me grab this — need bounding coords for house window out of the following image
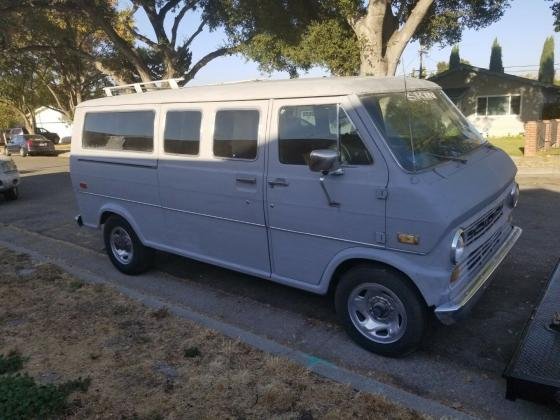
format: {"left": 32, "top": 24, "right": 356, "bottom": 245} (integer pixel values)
{"left": 476, "top": 95, "right": 521, "bottom": 116}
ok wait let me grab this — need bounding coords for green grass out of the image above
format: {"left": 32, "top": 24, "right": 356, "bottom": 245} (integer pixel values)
{"left": 489, "top": 135, "right": 525, "bottom": 156}
{"left": 0, "top": 352, "right": 90, "bottom": 418}
{"left": 489, "top": 135, "right": 560, "bottom": 157}
{"left": 0, "top": 351, "right": 25, "bottom": 375}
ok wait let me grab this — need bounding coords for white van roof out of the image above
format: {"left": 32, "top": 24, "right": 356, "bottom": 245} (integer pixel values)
{"left": 79, "top": 76, "right": 439, "bottom": 108}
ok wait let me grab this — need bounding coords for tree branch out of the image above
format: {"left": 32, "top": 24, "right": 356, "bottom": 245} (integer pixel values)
{"left": 388, "top": 0, "right": 434, "bottom": 58}
{"left": 171, "top": 2, "right": 195, "bottom": 47}
{"left": 183, "top": 18, "right": 206, "bottom": 49}
{"left": 184, "top": 47, "right": 234, "bottom": 81}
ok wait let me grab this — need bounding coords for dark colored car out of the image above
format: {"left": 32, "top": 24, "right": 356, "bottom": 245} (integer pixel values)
{"left": 4, "top": 134, "right": 56, "bottom": 157}
{"left": 36, "top": 127, "right": 61, "bottom": 144}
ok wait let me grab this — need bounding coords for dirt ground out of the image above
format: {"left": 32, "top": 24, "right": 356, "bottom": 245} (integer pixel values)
{"left": 0, "top": 247, "right": 422, "bottom": 419}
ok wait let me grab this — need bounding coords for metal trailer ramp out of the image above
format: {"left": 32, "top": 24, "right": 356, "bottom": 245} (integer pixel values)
{"left": 504, "top": 260, "right": 560, "bottom": 404}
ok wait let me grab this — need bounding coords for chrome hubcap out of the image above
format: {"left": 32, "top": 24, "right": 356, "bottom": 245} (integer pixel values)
{"left": 110, "top": 227, "right": 133, "bottom": 265}
{"left": 348, "top": 283, "right": 407, "bottom": 344}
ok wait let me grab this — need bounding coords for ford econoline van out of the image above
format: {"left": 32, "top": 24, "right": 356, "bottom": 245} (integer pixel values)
{"left": 70, "top": 77, "right": 521, "bottom": 356}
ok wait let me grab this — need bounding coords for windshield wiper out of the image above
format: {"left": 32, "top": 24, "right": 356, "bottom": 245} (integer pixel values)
{"left": 427, "top": 153, "right": 468, "bottom": 164}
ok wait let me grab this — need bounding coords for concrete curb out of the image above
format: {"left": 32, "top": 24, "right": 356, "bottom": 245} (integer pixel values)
{"left": 0, "top": 237, "right": 472, "bottom": 419}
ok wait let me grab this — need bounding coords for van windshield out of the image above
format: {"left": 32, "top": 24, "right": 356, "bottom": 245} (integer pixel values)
{"left": 360, "top": 90, "right": 485, "bottom": 171}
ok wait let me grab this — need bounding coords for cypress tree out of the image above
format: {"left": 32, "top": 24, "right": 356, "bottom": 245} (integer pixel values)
{"left": 538, "top": 36, "right": 555, "bottom": 84}
{"left": 489, "top": 38, "right": 504, "bottom": 73}
{"left": 449, "top": 45, "right": 461, "bottom": 70}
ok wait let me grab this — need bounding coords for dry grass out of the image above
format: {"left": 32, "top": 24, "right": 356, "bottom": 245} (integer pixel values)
{"left": 0, "top": 247, "right": 422, "bottom": 419}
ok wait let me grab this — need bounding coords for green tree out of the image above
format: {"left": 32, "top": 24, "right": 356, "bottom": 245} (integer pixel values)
{"left": 449, "top": 45, "right": 461, "bottom": 69}
{"left": 0, "top": 104, "right": 23, "bottom": 129}
{"left": 436, "top": 61, "right": 449, "bottom": 73}
{"left": 489, "top": 37, "right": 504, "bottom": 73}
{"left": 231, "top": 0, "right": 510, "bottom": 77}
{"left": 1, "top": 8, "right": 111, "bottom": 118}
{"left": 0, "top": 54, "right": 52, "bottom": 132}
{"left": 538, "top": 36, "right": 555, "bottom": 84}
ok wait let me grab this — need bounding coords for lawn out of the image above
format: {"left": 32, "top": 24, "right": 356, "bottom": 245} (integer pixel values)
{"left": 489, "top": 135, "right": 560, "bottom": 156}
{"left": 0, "top": 247, "right": 421, "bottom": 419}
{"left": 489, "top": 135, "right": 525, "bottom": 156}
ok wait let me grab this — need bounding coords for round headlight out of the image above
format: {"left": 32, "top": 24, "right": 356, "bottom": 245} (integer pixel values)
{"left": 508, "top": 183, "right": 519, "bottom": 208}
{"left": 451, "top": 229, "right": 465, "bottom": 264}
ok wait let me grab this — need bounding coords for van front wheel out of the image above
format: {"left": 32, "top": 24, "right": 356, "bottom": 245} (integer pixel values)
{"left": 335, "top": 265, "right": 427, "bottom": 357}
{"left": 103, "top": 216, "right": 154, "bottom": 275}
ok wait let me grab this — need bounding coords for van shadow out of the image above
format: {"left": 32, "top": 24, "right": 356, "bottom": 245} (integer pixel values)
{"left": 156, "top": 185, "right": 560, "bottom": 375}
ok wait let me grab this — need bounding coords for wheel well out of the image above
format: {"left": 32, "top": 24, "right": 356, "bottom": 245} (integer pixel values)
{"left": 100, "top": 211, "right": 118, "bottom": 226}
{"left": 327, "top": 258, "right": 427, "bottom": 306}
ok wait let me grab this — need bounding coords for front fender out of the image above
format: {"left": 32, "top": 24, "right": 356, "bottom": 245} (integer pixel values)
{"left": 319, "top": 246, "right": 449, "bottom": 307}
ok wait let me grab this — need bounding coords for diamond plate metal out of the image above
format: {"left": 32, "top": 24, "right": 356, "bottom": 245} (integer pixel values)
{"left": 505, "top": 260, "right": 560, "bottom": 390}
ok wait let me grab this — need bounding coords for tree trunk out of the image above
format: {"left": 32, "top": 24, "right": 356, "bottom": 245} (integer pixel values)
{"left": 359, "top": 42, "right": 389, "bottom": 76}
{"left": 351, "top": 0, "right": 434, "bottom": 77}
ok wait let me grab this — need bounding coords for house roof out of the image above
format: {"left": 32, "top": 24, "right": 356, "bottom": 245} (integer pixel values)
{"left": 429, "top": 64, "right": 560, "bottom": 90}
{"left": 77, "top": 76, "right": 440, "bottom": 108}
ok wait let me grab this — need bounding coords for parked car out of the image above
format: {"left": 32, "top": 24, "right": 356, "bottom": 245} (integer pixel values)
{"left": 36, "top": 127, "right": 61, "bottom": 144}
{"left": 4, "top": 134, "right": 56, "bottom": 157}
{"left": 70, "top": 76, "right": 522, "bottom": 357}
{"left": 8, "top": 127, "right": 29, "bottom": 140}
{"left": 0, "top": 156, "right": 20, "bottom": 200}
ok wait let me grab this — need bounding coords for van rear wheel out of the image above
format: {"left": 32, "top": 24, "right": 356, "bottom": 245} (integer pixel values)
{"left": 103, "top": 215, "right": 154, "bottom": 275}
{"left": 335, "top": 265, "right": 427, "bottom": 357}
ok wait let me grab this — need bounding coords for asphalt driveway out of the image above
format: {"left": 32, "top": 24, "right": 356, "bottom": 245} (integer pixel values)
{"left": 1, "top": 155, "right": 559, "bottom": 418}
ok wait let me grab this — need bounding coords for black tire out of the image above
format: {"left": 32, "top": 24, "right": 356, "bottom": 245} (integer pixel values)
{"left": 103, "top": 215, "right": 154, "bottom": 275}
{"left": 335, "top": 264, "right": 427, "bottom": 357}
{"left": 20, "top": 147, "right": 28, "bottom": 157}
{"left": 3, "top": 187, "right": 18, "bottom": 201}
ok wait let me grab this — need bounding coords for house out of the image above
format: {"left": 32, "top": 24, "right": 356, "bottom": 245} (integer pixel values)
{"left": 429, "top": 64, "right": 560, "bottom": 137}
{"left": 34, "top": 107, "right": 72, "bottom": 138}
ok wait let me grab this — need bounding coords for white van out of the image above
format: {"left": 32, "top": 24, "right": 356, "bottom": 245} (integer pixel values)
{"left": 70, "top": 77, "right": 521, "bottom": 356}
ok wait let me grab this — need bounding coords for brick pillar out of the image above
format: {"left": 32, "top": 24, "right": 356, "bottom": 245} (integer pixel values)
{"left": 556, "top": 120, "right": 560, "bottom": 147}
{"left": 524, "top": 121, "right": 538, "bottom": 156}
{"left": 543, "top": 120, "right": 552, "bottom": 150}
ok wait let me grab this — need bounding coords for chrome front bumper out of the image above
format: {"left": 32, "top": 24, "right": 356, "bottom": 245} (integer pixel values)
{"left": 435, "top": 226, "right": 522, "bottom": 325}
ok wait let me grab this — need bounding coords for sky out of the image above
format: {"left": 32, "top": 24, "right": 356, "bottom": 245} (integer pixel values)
{"left": 132, "top": 0, "right": 559, "bottom": 85}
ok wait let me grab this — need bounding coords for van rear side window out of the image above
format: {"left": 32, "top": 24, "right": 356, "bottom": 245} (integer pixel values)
{"left": 213, "top": 110, "right": 259, "bottom": 160}
{"left": 164, "top": 111, "right": 201, "bottom": 155}
{"left": 83, "top": 111, "right": 154, "bottom": 152}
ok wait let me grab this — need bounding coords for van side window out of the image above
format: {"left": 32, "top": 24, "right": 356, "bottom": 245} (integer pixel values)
{"left": 339, "top": 109, "right": 373, "bottom": 165}
{"left": 213, "top": 110, "right": 259, "bottom": 159}
{"left": 83, "top": 111, "right": 154, "bottom": 152}
{"left": 278, "top": 105, "right": 372, "bottom": 165}
{"left": 164, "top": 111, "right": 201, "bottom": 155}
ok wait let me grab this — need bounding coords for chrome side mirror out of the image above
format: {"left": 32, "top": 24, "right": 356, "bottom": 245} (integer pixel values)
{"left": 308, "top": 149, "right": 340, "bottom": 174}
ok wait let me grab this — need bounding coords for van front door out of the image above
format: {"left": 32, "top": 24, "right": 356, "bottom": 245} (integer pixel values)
{"left": 266, "top": 96, "right": 388, "bottom": 287}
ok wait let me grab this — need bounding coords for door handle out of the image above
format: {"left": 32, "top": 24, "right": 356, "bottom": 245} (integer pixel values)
{"left": 268, "top": 178, "right": 289, "bottom": 188}
{"left": 236, "top": 176, "right": 257, "bottom": 185}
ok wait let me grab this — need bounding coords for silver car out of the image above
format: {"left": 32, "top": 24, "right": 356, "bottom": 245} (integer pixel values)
{"left": 0, "top": 156, "right": 20, "bottom": 200}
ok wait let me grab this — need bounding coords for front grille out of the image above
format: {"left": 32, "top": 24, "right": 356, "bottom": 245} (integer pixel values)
{"left": 464, "top": 203, "right": 503, "bottom": 246}
{"left": 463, "top": 228, "right": 504, "bottom": 274}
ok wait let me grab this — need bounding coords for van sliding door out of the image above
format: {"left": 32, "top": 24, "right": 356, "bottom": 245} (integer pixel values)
{"left": 157, "top": 101, "right": 271, "bottom": 277}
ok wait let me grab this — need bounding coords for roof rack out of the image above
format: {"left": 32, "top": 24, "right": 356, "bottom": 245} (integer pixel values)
{"left": 104, "top": 78, "right": 184, "bottom": 97}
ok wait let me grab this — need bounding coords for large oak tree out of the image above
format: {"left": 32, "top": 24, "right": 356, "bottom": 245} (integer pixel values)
{"left": 231, "top": 0, "right": 510, "bottom": 76}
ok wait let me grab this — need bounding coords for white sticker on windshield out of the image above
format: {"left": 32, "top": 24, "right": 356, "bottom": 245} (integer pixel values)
{"left": 407, "top": 91, "right": 437, "bottom": 101}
